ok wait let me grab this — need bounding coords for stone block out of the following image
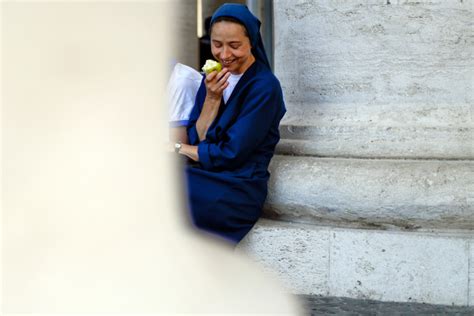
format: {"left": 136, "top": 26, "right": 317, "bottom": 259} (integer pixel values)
{"left": 329, "top": 229, "right": 470, "bottom": 305}
{"left": 240, "top": 219, "right": 473, "bottom": 305}
{"left": 266, "top": 155, "right": 474, "bottom": 230}
{"left": 237, "top": 219, "right": 330, "bottom": 295}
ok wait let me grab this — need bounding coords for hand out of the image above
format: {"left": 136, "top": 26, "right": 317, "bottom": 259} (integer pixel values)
{"left": 205, "top": 68, "right": 231, "bottom": 101}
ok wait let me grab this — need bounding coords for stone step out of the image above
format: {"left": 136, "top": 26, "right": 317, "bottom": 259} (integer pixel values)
{"left": 280, "top": 103, "right": 473, "bottom": 129}
{"left": 277, "top": 123, "right": 473, "bottom": 159}
{"left": 265, "top": 155, "right": 474, "bottom": 230}
{"left": 237, "top": 218, "right": 473, "bottom": 306}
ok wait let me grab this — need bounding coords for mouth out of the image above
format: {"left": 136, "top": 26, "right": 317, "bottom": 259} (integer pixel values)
{"left": 221, "top": 59, "right": 236, "bottom": 67}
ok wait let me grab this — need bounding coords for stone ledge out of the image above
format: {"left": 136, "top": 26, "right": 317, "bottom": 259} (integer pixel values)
{"left": 237, "top": 218, "right": 472, "bottom": 306}
{"left": 277, "top": 124, "right": 474, "bottom": 159}
{"left": 265, "top": 155, "right": 474, "bottom": 230}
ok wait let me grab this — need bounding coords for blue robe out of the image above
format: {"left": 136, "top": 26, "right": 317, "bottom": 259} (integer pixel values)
{"left": 185, "top": 60, "right": 286, "bottom": 244}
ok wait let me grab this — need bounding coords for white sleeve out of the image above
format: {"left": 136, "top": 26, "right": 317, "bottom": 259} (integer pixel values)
{"left": 167, "top": 63, "right": 203, "bottom": 126}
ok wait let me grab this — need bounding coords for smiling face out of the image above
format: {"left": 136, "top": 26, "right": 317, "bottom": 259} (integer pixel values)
{"left": 210, "top": 20, "right": 255, "bottom": 75}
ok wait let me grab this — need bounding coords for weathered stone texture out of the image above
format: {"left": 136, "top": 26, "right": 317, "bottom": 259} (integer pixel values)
{"left": 276, "top": 0, "right": 472, "bottom": 107}
{"left": 274, "top": 0, "right": 473, "bottom": 159}
{"left": 250, "top": 0, "right": 474, "bottom": 306}
{"left": 237, "top": 219, "right": 330, "bottom": 295}
{"left": 239, "top": 219, "right": 473, "bottom": 306}
{"left": 277, "top": 123, "right": 473, "bottom": 159}
{"left": 329, "top": 229, "right": 470, "bottom": 305}
{"left": 266, "top": 155, "right": 474, "bottom": 230}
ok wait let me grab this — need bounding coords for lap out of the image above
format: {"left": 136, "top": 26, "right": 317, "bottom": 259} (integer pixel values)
{"left": 185, "top": 165, "right": 267, "bottom": 243}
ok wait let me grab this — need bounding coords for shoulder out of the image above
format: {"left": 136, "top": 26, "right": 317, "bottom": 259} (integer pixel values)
{"left": 245, "top": 62, "right": 283, "bottom": 96}
{"left": 236, "top": 62, "right": 285, "bottom": 117}
{"left": 252, "top": 62, "right": 281, "bottom": 87}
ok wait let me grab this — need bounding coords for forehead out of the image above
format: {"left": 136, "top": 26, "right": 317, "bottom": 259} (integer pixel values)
{"left": 210, "top": 21, "right": 248, "bottom": 41}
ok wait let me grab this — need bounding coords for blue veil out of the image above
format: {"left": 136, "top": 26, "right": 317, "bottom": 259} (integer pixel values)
{"left": 210, "top": 3, "right": 271, "bottom": 70}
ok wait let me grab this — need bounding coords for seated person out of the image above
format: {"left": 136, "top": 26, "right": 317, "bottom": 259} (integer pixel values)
{"left": 172, "top": 4, "right": 286, "bottom": 245}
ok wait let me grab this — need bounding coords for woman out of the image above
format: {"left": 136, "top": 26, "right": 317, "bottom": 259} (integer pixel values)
{"left": 175, "top": 3, "right": 285, "bottom": 244}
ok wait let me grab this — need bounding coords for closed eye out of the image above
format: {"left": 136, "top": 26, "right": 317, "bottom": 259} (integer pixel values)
{"left": 212, "top": 40, "right": 222, "bottom": 48}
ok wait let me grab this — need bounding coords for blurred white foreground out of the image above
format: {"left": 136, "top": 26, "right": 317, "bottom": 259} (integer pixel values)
{"left": 1, "top": 2, "right": 303, "bottom": 314}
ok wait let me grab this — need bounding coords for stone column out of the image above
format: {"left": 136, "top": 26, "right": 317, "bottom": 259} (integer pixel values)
{"left": 172, "top": 1, "right": 199, "bottom": 69}
{"left": 239, "top": 0, "right": 474, "bottom": 306}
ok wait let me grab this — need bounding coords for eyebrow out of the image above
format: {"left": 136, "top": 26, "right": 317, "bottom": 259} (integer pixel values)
{"left": 212, "top": 39, "right": 242, "bottom": 44}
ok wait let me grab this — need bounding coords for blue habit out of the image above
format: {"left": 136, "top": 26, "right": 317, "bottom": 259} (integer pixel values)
{"left": 185, "top": 60, "right": 286, "bottom": 244}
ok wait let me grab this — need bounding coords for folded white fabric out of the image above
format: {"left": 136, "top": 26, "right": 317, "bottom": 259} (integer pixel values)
{"left": 167, "top": 63, "right": 203, "bottom": 127}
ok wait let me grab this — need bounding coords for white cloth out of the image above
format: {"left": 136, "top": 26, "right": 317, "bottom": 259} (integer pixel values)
{"left": 167, "top": 63, "right": 203, "bottom": 126}
{"left": 223, "top": 73, "right": 243, "bottom": 104}
{"left": 167, "top": 64, "right": 243, "bottom": 127}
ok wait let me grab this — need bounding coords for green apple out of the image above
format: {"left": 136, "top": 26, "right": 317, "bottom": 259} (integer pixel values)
{"left": 202, "top": 59, "right": 222, "bottom": 75}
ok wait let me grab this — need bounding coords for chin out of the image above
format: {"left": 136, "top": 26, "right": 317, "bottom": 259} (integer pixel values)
{"left": 228, "top": 64, "right": 238, "bottom": 71}
{"left": 229, "top": 62, "right": 243, "bottom": 73}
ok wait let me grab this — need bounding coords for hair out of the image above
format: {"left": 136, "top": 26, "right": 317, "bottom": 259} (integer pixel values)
{"left": 210, "top": 16, "right": 249, "bottom": 38}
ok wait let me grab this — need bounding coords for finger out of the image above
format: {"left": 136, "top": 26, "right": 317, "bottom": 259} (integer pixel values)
{"left": 214, "top": 68, "right": 229, "bottom": 81}
{"left": 205, "top": 71, "right": 217, "bottom": 82}
{"left": 217, "top": 71, "right": 231, "bottom": 85}
{"left": 217, "top": 81, "right": 230, "bottom": 93}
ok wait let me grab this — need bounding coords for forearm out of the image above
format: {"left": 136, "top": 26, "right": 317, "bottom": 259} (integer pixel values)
{"left": 195, "top": 96, "right": 221, "bottom": 141}
{"left": 169, "top": 126, "right": 188, "bottom": 144}
{"left": 194, "top": 68, "right": 230, "bottom": 142}
{"left": 178, "top": 143, "right": 199, "bottom": 162}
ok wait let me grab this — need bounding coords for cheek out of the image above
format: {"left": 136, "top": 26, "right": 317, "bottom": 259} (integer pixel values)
{"left": 236, "top": 50, "right": 247, "bottom": 57}
{"left": 211, "top": 47, "right": 219, "bottom": 58}
{"left": 233, "top": 48, "right": 250, "bottom": 59}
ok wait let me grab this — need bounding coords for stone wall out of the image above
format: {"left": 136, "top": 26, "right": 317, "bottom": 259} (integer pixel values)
{"left": 274, "top": 0, "right": 473, "bottom": 159}
{"left": 239, "top": 0, "right": 474, "bottom": 306}
{"left": 270, "top": 0, "right": 473, "bottom": 228}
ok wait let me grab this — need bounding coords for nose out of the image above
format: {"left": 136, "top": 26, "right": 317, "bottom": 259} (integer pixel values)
{"left": 220, "top": 46, "right": 231, "bottom": 60}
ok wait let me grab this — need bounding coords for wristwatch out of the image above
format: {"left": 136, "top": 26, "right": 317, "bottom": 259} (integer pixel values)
{"left": 174, "top": 141, "right": 182, "bottom": 153}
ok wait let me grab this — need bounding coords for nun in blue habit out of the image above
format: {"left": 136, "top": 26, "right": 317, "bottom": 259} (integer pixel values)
{"left": 175, "top": 4, "right": 286, "bottom": 244}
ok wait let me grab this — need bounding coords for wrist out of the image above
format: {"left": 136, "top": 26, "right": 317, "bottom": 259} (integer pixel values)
{"left": 174, "top": 141, "right": 182, "bottom": 154}
{"left": 205, "top": 94, "right": 221, "bottom": 103}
